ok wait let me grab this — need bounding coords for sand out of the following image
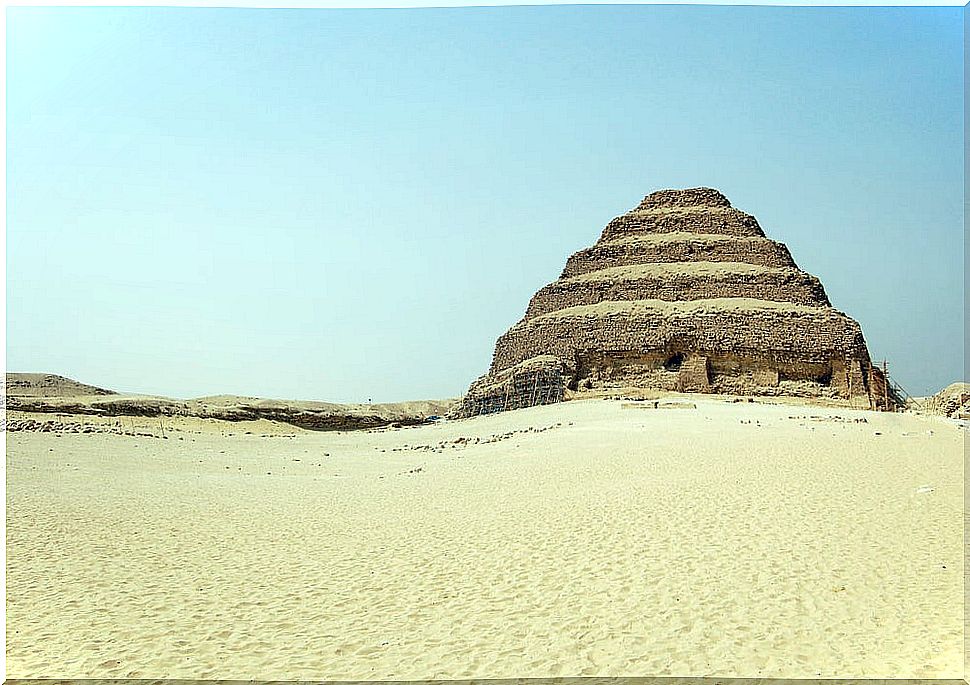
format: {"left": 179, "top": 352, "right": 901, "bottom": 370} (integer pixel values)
{"left": 5, "top": 398, "right": 964, "bottom": 679}
{"left": 564, "top": 261, "right": 803, "bottom": 285}
{"left": 535, "top": 297, "right": 836, "bottom": 321}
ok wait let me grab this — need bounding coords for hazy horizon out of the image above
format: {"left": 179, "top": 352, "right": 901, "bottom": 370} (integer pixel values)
{"left": 7, "top": 5, "right": 965, "bottom": 402}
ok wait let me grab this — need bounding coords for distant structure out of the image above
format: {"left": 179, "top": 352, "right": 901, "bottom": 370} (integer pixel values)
{"left": 924, "top": 382, "right": 970, "bottom": 419}
{"left": 461, "top": 187, "right": 896, "bottom": 416}
{"left": 5, "top": 373, "right": 116, "bottom": 398}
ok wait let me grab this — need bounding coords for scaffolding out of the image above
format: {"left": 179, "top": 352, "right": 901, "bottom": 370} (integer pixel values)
{"left": 467, "top": 368, "right": 564, "bottom": 416}
{"left": 867, "top": 360, "right": 908, "bottom": 412}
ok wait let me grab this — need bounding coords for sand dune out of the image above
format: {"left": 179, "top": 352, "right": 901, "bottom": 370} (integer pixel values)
{"left": 5, "top": 398, "right": 964, "bottom": 678}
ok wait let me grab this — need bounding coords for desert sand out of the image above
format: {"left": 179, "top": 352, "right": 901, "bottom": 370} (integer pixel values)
{"left": 5, "top": 396, "right": 965, "bottom": 679}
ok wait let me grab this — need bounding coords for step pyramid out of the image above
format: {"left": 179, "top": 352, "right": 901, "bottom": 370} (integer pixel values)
{"left": 461, "top": 187, "right": 888, "bottom": 415}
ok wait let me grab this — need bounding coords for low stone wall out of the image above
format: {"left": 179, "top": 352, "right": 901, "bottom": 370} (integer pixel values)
{"left": 561, "top": 236, "right": 796, "bottom": 277}
{"left": 525, "top": 268, "right": 829, "bottom": 318}
{"left": 6, "top": 417, "right": 131, "bottom": 435}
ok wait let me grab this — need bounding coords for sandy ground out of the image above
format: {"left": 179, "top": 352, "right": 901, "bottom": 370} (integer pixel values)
{"left": 5, "top": 398, "right": 965, "bottom": 678}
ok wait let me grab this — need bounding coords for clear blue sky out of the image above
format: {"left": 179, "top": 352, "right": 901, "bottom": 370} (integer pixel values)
{"left": 7, "top": 5, "right": 964, "bottom": 401}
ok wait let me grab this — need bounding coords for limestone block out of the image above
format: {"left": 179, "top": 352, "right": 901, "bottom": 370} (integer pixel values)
{"left": 678, "top": 356, "right": 711, "bottom": 392}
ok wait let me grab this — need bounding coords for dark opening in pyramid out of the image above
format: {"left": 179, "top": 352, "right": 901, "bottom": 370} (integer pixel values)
{"left": 461, "top": 187, "right": 891, "bottom": 416}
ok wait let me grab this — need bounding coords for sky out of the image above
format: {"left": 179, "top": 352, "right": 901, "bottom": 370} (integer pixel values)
{"left": 6, "top": 4, "right": 965, "bottom": 402}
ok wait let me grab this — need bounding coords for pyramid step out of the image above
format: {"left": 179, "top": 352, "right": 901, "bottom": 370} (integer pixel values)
{"left": 526, "top": 264, "right": 830, "bottom": 319}
{"left": 562, "top": 234, "right": 796, "bottom": 278}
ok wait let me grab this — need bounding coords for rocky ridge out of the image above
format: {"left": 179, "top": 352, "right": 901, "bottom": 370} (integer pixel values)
{"left": 6, "top": 375, "right": 456, "bottom": 432}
